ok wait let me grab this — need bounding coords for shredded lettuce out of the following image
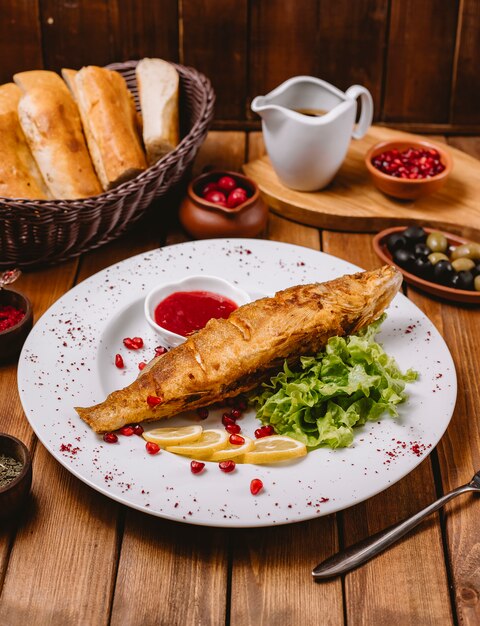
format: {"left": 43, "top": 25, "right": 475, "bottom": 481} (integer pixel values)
{"left": 249, "top": 315, "right": 417, "bottom": 450}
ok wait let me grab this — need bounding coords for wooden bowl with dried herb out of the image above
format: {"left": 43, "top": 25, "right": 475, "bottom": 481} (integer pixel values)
{"left": 0, "top": 434, "right": 32, "bottom": 518}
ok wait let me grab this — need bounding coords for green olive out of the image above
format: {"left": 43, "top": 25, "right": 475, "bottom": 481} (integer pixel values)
{"left": 426, "top": 232, "right": 448, "bottom": 253}
{"left": 428, "top": 252, "right": 449, "bottom": 265}
{"left": 475, "top": 275, "right": 480, "bottom": 292}
{"left": 451, "top": 243, "right": 480, "bottom": 261}
{"left": 452, "top": 258, "right": 475, "bottom": 272}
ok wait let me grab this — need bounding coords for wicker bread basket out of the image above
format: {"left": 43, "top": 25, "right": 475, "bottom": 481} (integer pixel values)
{"left": 0, "top": 60, "right": 215, "bottom": 268}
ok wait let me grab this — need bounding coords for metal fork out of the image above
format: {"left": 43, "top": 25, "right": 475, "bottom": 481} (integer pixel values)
{"left": 312, "top": 470, "right": 480, "bottom": 580}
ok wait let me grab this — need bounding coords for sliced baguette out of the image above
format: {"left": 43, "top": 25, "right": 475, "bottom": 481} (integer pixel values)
{"left": 136, "top": 58, "right": 179, "bottom": 165}
{"left": 13, "top": 70, "right": 102, "bottom": 199}
{"left": 0, "top": 83, "right": 50, "bottom": 199}
{"left": 63, "top": 66, "right": 147, "bottom": 190}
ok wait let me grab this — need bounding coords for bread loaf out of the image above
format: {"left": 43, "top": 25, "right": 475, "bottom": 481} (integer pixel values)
{"left": 62, "top": 66, "right": 147, "bottom": 190}
{"left": 13, "top": 70, "right": 102, "bottom": 199}
{"left": 136, "top": 58, "right": 179, "bottom": 165}
{"left": 0, "top": 83, "right": 50, "bottom": 199}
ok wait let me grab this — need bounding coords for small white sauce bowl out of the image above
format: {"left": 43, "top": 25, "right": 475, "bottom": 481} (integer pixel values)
{"left": 144, "top": 275, "right": 251, "bottom": 348}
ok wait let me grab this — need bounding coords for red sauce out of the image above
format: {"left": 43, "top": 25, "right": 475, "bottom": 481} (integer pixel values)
{"left": 154, "top": 290, "right": 238, "bottom": 336}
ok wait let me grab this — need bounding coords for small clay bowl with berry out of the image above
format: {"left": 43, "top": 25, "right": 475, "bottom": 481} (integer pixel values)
{"left": 179, "top": 171, "right": 268, "bottom": 239}
{"left": 374, "top": 225, "right": 480, "bottom": 304}
{"left": 0, "top": 288, "right": 33, "bottom": 363}
{"left": 0, "top": 433, "right": 33, "bottom": 520}
{"left": 365, "top": 140, "right": 452, "bottom": 200}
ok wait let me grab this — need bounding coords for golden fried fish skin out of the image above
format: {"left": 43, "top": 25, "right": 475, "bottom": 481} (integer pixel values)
{"left": 76, "top": 265, "right": 402, "bottom": 433}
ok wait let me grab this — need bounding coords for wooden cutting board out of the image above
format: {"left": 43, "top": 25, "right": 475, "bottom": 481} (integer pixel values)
{"left": 243, "top": 126, "right": 480, "bottom": 239}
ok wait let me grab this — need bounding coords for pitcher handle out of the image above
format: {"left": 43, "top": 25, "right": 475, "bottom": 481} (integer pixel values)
{"left": 345, "top": 85, "right": 373, "bottom": 139}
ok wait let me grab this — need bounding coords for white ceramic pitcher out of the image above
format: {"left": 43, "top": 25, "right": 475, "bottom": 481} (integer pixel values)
{"left": 251, "top": 77, "right": 373, "bottom": 191}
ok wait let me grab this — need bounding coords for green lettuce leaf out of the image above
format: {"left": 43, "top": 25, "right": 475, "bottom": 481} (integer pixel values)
{"left": 249, "top": 315, "right": 417, "bottom": 450}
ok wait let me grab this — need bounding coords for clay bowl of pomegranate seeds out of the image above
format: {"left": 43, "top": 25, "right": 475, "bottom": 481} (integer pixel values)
{"left": 374, "top": 225, "right": 480, "bottom": 304}
{"left": 0, "top": 288, "right": 33, "bottom": 363}
{"left": 179, "top": 170, "right": 268, "bottom": 239}
{"left": 0, "top": 433, "right": 32, "bottom": 520}
{"left": 365, "top": 139, "right": 452, "bottom": 200}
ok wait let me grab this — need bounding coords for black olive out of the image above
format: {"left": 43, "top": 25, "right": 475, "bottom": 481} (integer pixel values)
{"left": 472, "top": 263, "right": 480, "bottom": 278}
{"left": 393, "top": 249, "right": 416, "bottom": 271}
{"left": 433, "top": 260, "right": 455, "bottom": 285}
{"left": 414, "top": 243, "right": 431, "bottom": 259}
{"left": 386, "top": 233, "right": 407, "bottom": 254}
{"left": 413, "top": 257, "right": 433, "bottom": 280}
{"left": 403, "top": 226, "right": 427, "bottom": 248}
{"left": 452, "top": 270, "right": 474, "bottom": 291}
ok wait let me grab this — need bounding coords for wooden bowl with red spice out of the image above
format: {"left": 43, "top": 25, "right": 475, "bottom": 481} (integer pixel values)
{"left": 0, "top": 288, "right": 33, "bottom": 362}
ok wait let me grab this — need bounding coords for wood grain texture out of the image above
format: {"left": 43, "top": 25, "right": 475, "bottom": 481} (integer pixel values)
{"left": 451, "top": 0, "right": 480, "bottom": 125}
{"left": 316, "top": 0, "right": 388, "bottom": 115}
{"left": 109, "top": 0, "right": 179, "bottom": 62}
{"left": 192, "top": 130, "right": 247, "bottom": 176}
{"left": 0, "top": 222, "right": 159, "bottom": 626}
{"left": 0, "top": 259, "right": 78, "bottom": 620}
{"left": 0, "top": 0, "right": 43, "bottom": 83}
{"left": 182, "top": 0, "right": 247, "bottom": 120}
{"left": 231, "top": 518, "right": 343, "bottom": 626}
{"left": 40, "top": 0, "right": 113, "bottom": 71}
{"left": 111, "top": 513, "right": 228, "bottom": 626}
{"left": 323, "top": 231, "right": 453, "bottom": 625}
{"left": 244, "top": 126, "right": 480, "bottom": 239}
{"left": 248, "top": 0, "right": 318, "bottom": 117}
{"left": 0, "top": 442, "right": 119, "bottom": 626}
{"left": 383, "top": 0, "right": 458, "bottom": 123}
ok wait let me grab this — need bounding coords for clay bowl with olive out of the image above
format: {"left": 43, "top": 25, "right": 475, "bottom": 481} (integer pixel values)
{"left": 373, "top": 225, "right": 480, "bottom": 304}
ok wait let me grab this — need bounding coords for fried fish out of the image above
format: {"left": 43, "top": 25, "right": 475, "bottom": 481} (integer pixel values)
{"left": 76, "top": 265, "right": 402, "bottom": 433}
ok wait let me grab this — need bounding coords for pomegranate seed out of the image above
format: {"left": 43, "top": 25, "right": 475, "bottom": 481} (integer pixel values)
{"left": 103, "top": 432, "right": 118, "bottom": 444}
{"left": 237, "top": 399, "right": 248, "bottom": 411}
{"left": 225, "top": 398, "right": 236, "bottom": 407}
{"left": 133, "top": 424, "right": 144, "bottom": 436}
{"left": 372, "top": 147, "right": 445, "bottom": 179}
{"left": 255, "top": 425, "right": 274, "bottom": 439}
{"left": 219, "top": 460, "right": 235, "bottom": 473}
{"left": 222, "top": 413, "right": 236, "bottom": 427}
{"left": 147, "top": 395, "right": 163, "bottom": 407}
{"left": 146, "top": 442, "right": 160, "bottom": 455}
{"left": 190, "top": 460, "right": 205, "bottom": 474}
{"left": 138, "top": 361, "right": 146, "bottom": 370}
{"left": 115, "top": 353, "right": 124, "bottom": 368}
{"left": 154, "top": 346, "right": 167, "bottom": 356}
{"left": 229, "top": 434, "right": 244, "bottom": 445}
{"left": 250, "top": 478, "right": 263, "bottom": 495}
{"left": 226, "top": 423, "right": 241, "bottom": 435}
{"left": 123, "top": 337, "right": 143, "bottom": 350}
{"left": 230, "top": 408, "right": 242, "bottom": 419}
{"left": 197, "top": 407, "right": 209, "bottom": 420}
{"left": 120, "top": 425, "right": 135, "bottom": 436}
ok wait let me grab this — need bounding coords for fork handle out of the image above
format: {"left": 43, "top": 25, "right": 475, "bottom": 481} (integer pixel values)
{"left": 312, "top": 484, "right": 474, "bottom": 580}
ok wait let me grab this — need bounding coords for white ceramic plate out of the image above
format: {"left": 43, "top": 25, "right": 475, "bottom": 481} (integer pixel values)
{"left": 18, "top": 239, "right": 456, "bottom": 528}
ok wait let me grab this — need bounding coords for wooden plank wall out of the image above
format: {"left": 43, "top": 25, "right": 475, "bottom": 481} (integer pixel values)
{"left": 0, "top": 0, "right": 478, "bottom": 133}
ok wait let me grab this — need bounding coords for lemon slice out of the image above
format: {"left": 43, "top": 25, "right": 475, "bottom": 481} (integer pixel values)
{"left": 210, "top": 435, "right": 254, "bottom": 461}
{"left": 142, "top": 425, "right": 203, "bottom": 447}
{"left": 242, "top": 435, "right": 307, "bottom": 464}
{"left": 166, "top": 429, "right": 229, "bottom": 459}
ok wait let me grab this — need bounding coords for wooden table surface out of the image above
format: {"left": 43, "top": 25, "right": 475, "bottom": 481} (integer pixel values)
{"left": 1, "top": 132, "right": 480, "bottom": 626}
